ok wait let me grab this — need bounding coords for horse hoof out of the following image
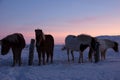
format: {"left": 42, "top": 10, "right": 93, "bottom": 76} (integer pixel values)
{"left": 11, "top": 64, "right": 15, "bottom": 67}
{"left": 46, "top": 61, "right": 49, "bottom": 63}
{"left": 19, "top": 64, "right": 21, "bottom": 66}
{"left": 50, "top": 61, "right": 53, "bottom": 64}
{"left": 43, "top": 63, "right": 46, "bottom": 65}
{"left": 38, "top": 63, "right": 41, "bottom": 66}
{"left": 78, "top": 61, "right": 80, "bottom": 63}
{"left": 28, "top": 63, "right": 32, "bottom": 66}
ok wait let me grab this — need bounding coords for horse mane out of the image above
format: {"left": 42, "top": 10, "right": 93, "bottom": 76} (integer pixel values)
{"left": 77, "top": 34, "right": 94, "bottom": 44}
{"left": 77, "top": 34, "right": 92, "bottom": 38}
{"left": 68, "top": 35, "right": 76, "bottom": 37}
{"left": 42, "top": 32, "right": 45, "bottom": 40}
{"left": 6, "top": 34, "right": 18, "bottom": 42}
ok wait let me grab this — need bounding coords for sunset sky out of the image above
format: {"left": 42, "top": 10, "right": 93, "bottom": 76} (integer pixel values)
{"left": 0, "top": 0, "right": 120, "bottom": 44}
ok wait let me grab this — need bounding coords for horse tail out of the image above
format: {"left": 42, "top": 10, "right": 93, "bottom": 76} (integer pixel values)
{"left": 17, "top": 33, "right": 26, "bottom": 49}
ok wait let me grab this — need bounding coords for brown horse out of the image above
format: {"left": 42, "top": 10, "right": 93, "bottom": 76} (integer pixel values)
{"left": 63, "top": 34, "right": 99, "bottom": 63}
{"left": 0, "top": 33, "right": 26, "bottom": 66}
{"left": 89, "top": 39, "right": 119, "bottom": 61}
{"left": 35, "top": 29, "right": 54, "bottom": 65}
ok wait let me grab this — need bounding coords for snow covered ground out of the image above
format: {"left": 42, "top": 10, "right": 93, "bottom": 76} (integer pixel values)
{"left": 0, "top": 36, "right": 120, "bottom": 80}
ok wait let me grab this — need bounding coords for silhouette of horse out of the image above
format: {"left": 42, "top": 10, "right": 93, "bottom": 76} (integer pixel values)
{"left": 0, "top": 33, "right": 26, "bottom": 66}
{"left": 63, "top": 34, "right": 99, "bottom": 63}
{"left": 35, "top": 29, "right": 54, "bottom": 65}
{"left": 89, "top": 39, "right": 119, "bottom": 60}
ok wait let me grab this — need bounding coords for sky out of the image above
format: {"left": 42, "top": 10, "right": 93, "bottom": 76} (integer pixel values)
{"left": 0, "top": 0, "right": 120, "bottom": 44}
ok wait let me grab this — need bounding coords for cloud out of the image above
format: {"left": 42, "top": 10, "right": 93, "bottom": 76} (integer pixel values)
{"left": 67, "top": 14, "right": 120, "bottom": 27}
{"left": 67, "top": 16, "right": 99, "bottom": 25}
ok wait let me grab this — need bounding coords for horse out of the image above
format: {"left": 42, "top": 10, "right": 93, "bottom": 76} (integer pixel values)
{"left": 35, "top": 29, "right": 54, "bottom": 65}
{"left": 63, "top": 34, "right": 99, "bottom": 63}
{"left": 88, "top": 38, "right": 119, "bottom": 60}
{"left": 0, "top": 33, "right": 26, "bottom": 66}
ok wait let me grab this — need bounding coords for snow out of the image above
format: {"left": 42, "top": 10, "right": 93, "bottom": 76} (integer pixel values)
{"left": 0, "top": 36, "right": 120, "bottom": 80}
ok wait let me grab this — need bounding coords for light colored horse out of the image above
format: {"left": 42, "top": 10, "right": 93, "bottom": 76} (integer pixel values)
{"left": 63, "top": 34, "right": 98, "bottom": 63}
{"left": 89, "top": 39, "right": 119, "bottom": 60}
{"left": 62, "top": 35, "right": 79, "bottom": 62}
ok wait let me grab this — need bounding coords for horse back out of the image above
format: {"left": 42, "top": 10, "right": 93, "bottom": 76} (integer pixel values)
{"left": 77, "top": 34, "right": 93, "bottom": 45}
{"left": 6, "top": 33, "right": 26, "bottom": 49}
{"left": 65, "top": 35, "right": 80, "bottom": 51}
{"left": 44, "top": 35, "right": 54, "bottom": 48}
{"left": 104, "top": 39, "right": 116, "bottom": 47}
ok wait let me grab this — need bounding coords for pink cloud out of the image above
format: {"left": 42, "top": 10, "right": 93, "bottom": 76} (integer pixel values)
{"left": 67, "top": 15, "right": 117, "bottom": 25}
{"left": 68, "top": 16, "right": 99, "bottom": 25}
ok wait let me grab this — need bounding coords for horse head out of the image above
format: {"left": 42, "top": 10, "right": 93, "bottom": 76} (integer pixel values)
{"left": 1, "top": 39, "right": 11, "bottom": 55}
{"left": 35, "top": 29, "right": 45, "bottom": 46}
{"left": 113, "top": 42, "right": 119, "bottom": 52}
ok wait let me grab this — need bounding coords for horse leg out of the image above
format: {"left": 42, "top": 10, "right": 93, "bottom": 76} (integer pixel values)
{"left": 67, "top": 49, "right": 70, "bottom": 62}
{"left": 46, "top": 51, "right": 49, "bottom": 63}
{"left": 101, "top": 51, "right": 103, "bottom": 60}
{"left": 71, "top": 50, "right": 74, "bottom": 62}
{"left": 42, "top": 51, "right": 46, "bottom": 65}
{"left": 81, "top": 52, "right": 83, "bottom": 63}
{"left": 103, "top": 50, "right": 106, "bottom": 60}
{"left": 38, "top": 52, "right": 42, "bottom": 65}
{"left": 101, "top": 50, "right": 105, "bottom": 60}
{"left": 18, "top": 50, "right": 22, "bottom": 66}
{"left": 12, "top": 48, "right": 17, "bottom": 67}
{"left": 50, "top": 50, "right": 53, "bottom": 63}
{"left": 79, "top": 51, "right": 83, "bottom": 63}
{"left": 88, "top": 48, "right": 93, "bottom": 62}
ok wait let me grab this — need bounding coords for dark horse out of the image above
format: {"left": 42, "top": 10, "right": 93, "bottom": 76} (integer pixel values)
{"left": 0, "top": 33, "right": 26, "bottom": 66}
{"left": 35, "top": 29, "right": 54, "bottom": 65}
